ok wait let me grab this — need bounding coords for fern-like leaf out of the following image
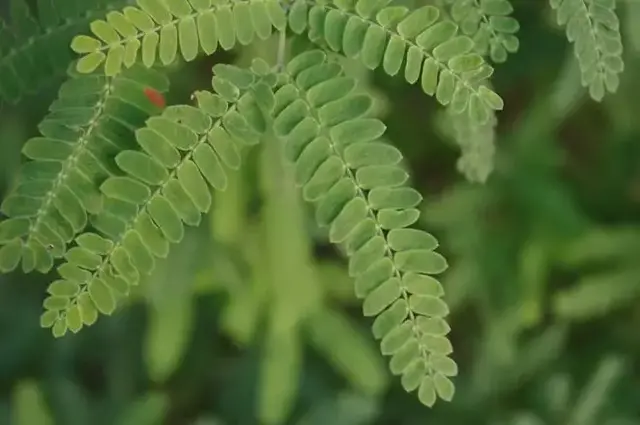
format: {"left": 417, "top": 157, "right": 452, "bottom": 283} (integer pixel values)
{"left": 0, "top": 0, "right": 129, "bottom": 102}
{"left": 71, "top": 0, "right": 287, "bottom": 76}
{"left": 0, "top": 65, "right": 168, "bottom": 275}
{"left": 550, "top": 0, "right": 623, "bottom": 101}
{"left": 433, "top": 1, "right": 502, "bottom": 183}
{"left": 438, "top": 106, "right": 496, "bottom": 183}
{"left": 287, "top": 0, "right": 503, "bottom": 124}
{"left": 446, "top": 0, "right": 519, "bottom": 63}
{"left": 39, "top": 60, "right": 276, "bottom": 337}
{"left": 272, "top": 49, "right": 456, "bottom": 407}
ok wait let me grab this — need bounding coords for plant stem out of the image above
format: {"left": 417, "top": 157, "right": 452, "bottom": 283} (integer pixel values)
{"left": 276, "top": 28, "right": 287, "bottom": 71}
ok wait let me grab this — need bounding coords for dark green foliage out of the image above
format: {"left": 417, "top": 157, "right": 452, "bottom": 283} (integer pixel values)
{"left": 40, "top": 61, "right": 275, "bottom": 337}
{"left": 69, "top": 0, "right": 287, "bottom": 75}
{"left": 0, "top": 0, "right": 129, "bottom": 103}
{"left": 0, "top": 65, "right": 168, "bottom": 274}
{"left": 273, "top": 50, "right": 455, "bottom": 406}
{"left": 550, "top": 0, "right": 623, "bottom": 101}
{"left": 446, "top": 0, "right": 519, "bottom": 64}
{"left": 0, "top": 0, "right": 637, "bottom": 417}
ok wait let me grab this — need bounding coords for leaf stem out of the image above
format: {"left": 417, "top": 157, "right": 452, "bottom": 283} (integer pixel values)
{"left": 276, "top": 27, "right": 287, "bottom": 71}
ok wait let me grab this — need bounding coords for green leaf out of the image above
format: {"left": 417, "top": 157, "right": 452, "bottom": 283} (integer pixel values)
{"left": 433, "top": 373, "right": 455, "bottom": 401}
{"left": 478, "top": 85, "right": 504, "bottom": 110}
{"left": 101, "top": 177, "right": 151, "bottom": 204}
{"left": 216, "top": 6, "right": 236, "bottom": 50}
{"left": 389, "top": 339, "right": 419, "bottom": 374}
{"left": 432, "top": 355, "right": 458, "bottom": 376}
{"left": 0, "top": 218, "right": 30, "bottom": 242}
{"left": 356, "top": 165, "right": 408, "bottom": 190}
{"left": 179, "top": 16, "right": 199, "bottom": 61}
{"left": 258, "top": 329, "right": 301, "bottom": 425}
{"left": 196, "top": 91, "right": 229, "bottom": 117}
{"left": 397, "top": 6, "right": 439, "bottom": 39}
{"left": 177, "top": 160, "right": 211, "bottom": 212}
{"left": 142, "top": 33, "right": 160, "bottom": 67}
{"left": 147, "top": 196, "right": 184, "bottom": 243}
{"left": 107, "top": 11, "right": 138, "bottom": 37}
{"left": 418, "top": 376, "right": 437, "bottom": 406}
{"left": 124, "top": 6, "right": 155, "bottom": 31}
{"left": 88, "top": 279, "right": 116, "bottom": 315}
{"left": 448, "top": 53, "right": 483, "bottom": 73}
{"left": 329, "top": 198, "right": 369, "bottom": 243}
{"left": 71, "top": 35, "right": 101, "bottom": 53}
{"left": 401, "top": 360, "right": 427, "bottom": 391}
{"left": 52, "top": 320, "right": 68, "bottom": 338}
{"left": 433, "top": 36, "right": 474, "bottom": 62}
{"left": 47, "top": 280, "right": 81, "bottom": 296}
{"left": 136, "top": 128, "right": 181, "bottom": 168}
{"left": 65, "top": 304, "right": 83, "bottom": 333}
{"left": 372, "top": 299, "right": 408, "bottom": 339}
{"left": 116, "top": 151, "right": 168, "bottom": 185}
{"left": 354, "top": 258, "right": 394, "bottom": 298}
{"left": 422, "top": 335, "right": 453, "bottom": 354}
{"left": 138, "top": 0, "right": 173, "bottom": 25}
{"left": 64, "top": 247, "right": 102, "bottom": 270}
{"left": 381, "top": 323, "right": 414, "bottom": 357}
{"left": 77, "top": 233, "right": 114, "bottom": 255}
{"left": 159, "top": 24, "right": 178, "bottom": 65}
{"left": 193, "top": 144, "right": 228, "bottom": 190}
{"left": 349, "top": 236, "right": 386, "bottom": 277}
{"left": 403, "top": 273, "right": 444, "bottom": 296}
{"left": 409, "top": 294, "right": 449, "bottom": 317}
{"left": 395, "top": 250, "right": 448, "bottom": 273}
{"left": 308, "top": 309, "right": 388, "bottom": 396}
{"left": 44, "top": 296, "right": 71, "bottom": 311}
{"left": 302, "top": 157, "right": 345, "bottom": 202}
{"left": 40, "top": 311, "right": 58, "bottom": 328}
{"left": 78, "top": 293, "right": 98, "bottom": 325}
{"left": 344, "top": 142, "right": 402, "bottom": 168}
{"left": 197, "top": 11, "right": 219, "bottom": 54}
{"left": 77, "top": 52, "right": 106, "bottom": 73}
{"left": 0, "top": 239, "right": 23, "bottom": 272}
{"left": 388, "top": 229, "right": 438, "bottom": 251}
{"left": 377, "top": 209, "right": 420, "bottom": 229}
{"left": 90, "top": 20, "right": 121, "bottom": 44}
{"left": 368, "top": 187, "right": 422, "bottom": 209}
{"left": 417, "top": 316, "right": 450, "bottom": 336}
{"left": 105, "top": 45, "right": 125, "bottom": 76}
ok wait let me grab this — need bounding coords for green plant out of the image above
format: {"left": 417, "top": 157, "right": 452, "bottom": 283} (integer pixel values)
{"left": 0, "top": 0, "right": 629, "bottom": 411}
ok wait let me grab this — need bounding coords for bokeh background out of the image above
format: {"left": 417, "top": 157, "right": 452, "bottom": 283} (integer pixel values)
{"left": 1, "top": 0, "right": 640, "bottom": 424}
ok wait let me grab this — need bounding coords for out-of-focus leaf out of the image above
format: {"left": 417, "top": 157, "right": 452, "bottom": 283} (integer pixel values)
{"left": 296, "top": 392, "right": 379, "bottom": 425}
{"left": 221, "top": 275, "right": 266, "bottom": 346}
{"left": 553, "top": 270, "right": 640, "bottom": 321}
{"left": 316, "top": 261, "right": 358, "bottom": 304}
{"left": 11, "top": 381, "right": 53, "bottom": 425}
{"left": 307, "top": 308, "right": 388, "bottom": 397}
{"left": 559, "top": 227, "right": 640, "bottom": 267}
{"left": 544, "top": 373, "right": 572, "bottom": 417}
{"left": 509, "top": 413, "right": 546, "bottom": 425}
{"left": 143, "top": 228, "right": 202, "bottom": 382}
{"left": 517, "top": 238, "right": 548, "bottom": 328}
{"left": 568, "top": 356, "right": 625, "bottom": 425}
{"left": 258, "top": 327, "right": 302, "bottom": 425}
{"left": 625, "top": 2, "right": 640, "bottom": 53}
{"left": 145, "top": 297, "right": 193, "bottom": 383}
{"left": 117, "top": 392, "right": 168, "bottom": 425}
{"left": 192, "top": 417, "right": 225, "bottom": 425}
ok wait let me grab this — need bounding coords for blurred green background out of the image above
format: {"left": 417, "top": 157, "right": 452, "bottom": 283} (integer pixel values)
{"left": 1, "top": 1, "right": 640, "bottom": 424}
